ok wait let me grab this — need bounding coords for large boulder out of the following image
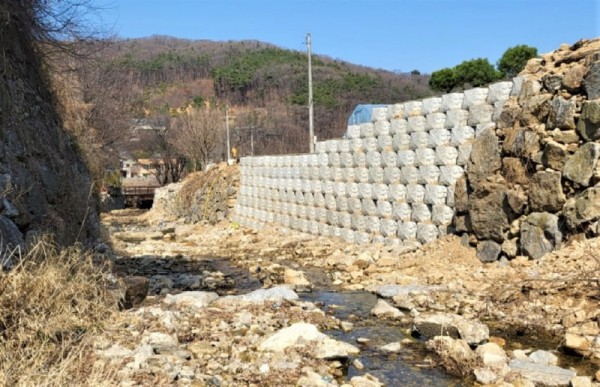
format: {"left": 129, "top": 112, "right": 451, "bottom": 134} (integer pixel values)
{"left": 414, "top": 313, "right": 489, "bottom": 345}
{"left": 258, "top": 322, "right": 327, "bottom": 352}
{"left": 576, "top": 100, "right": 600, "bottom": 141}
{"left": 542, "top": 141, "right": 569, "bottom": 171}
{"left": 547, "top": 96, "right": 577, "bottom": 130}
{"left": 467, "top": 128, "right": 501, "bottom": 186}
{"left": 528, "top": 171, "right": 566, "bottom": 212}
{"left": 508, "top": 359, "right": 576, "bottom": 387}
{"left": 468, "top": 181, "right": 510, "bottom": 242}
{"left": 562, "top": 186, "right": 600, "bottom": 229}
{"left": 520, "top": 212, "right": 562, "bottom": 259}
{"left": 476, "top": 240, "right": 502, "bottom": 262}
{"left": 563, "top": 142, "right": 600, "bottom": 186}
{"left": 164, "top": 291, "right": 219, "bottom": 309}
{"left": 584, "top": 61, "right": 600, "bottom": 100}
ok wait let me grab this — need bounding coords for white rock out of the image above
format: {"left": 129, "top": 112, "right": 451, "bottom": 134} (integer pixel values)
{"left": 371, "top": 299, "right": 404, "bottom": 319}
{"left": 528, "top": 350, "right": 558, "bottom": 366}
{"left": 476, "top": 342, "right": 508, "bottom": 367}
{"left": 487, "top": 81, "right": 513, "bottom": 104}
{"left": 390, "top": 118, "right": 408, "bottom": 135}
{"left": 393, "top": 202, "right": 412, "bottom": 222}
{"left": 445, "top": 109, "right": 469, "bottom": 128}
{"left": 164, "top": 291, "right": 219, "bottom": 309}
{"left": 435, "top": 146, "right": 458, "bottom": 166}
{"left": 380, "top": 342, "right": 402, "bottom": 353}
{"left": 411, "top": 204, "right": 432, "bottom": 222}
{"left": 315, "top": 338, "right": 360, "bottom": 359}
{"left": 407, "top": 116, "right": 427, "bottom": 133}
{"left": 404, "top": 101, "right": 423, "bottom": 117}
{"left": 422, "top": 97, "right": 442, "bottom": 115}
{"left": 424, "top": 185, "right": 448, "bottom": 205}
{"left": 410, "top": 132, "right": 429, "bottom": 149}
{"left": 258, "top": 323, "right": 327, "bottom": 352}
{"left": 99, "top": 344, "right": 134, "bottom": 358}
{"left": 441, "top": 93, "right": 464, "bottom": 111}
{"left": 426, "top": 112, "right": 446, "bottom": 130}
{"left": 415, "top": 148, "right": 436, "bottom": 166}
{"left": 462, "top": 87, "right": 489, "bottom": 108}
{"left": 141, "top": 332, "right": 178, "bottom": 349}
{"left": 428, "top": 129, "right": 452, "bottom": 147}
{"left": 416, "top": 223, "right": 439, "bottom": 243}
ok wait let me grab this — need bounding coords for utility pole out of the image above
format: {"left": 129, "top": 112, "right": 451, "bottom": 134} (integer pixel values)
{"left": 225, "top": 105, "right": 231, "bottom": 163}
{"left": 307, "top": 33, "right": 314, "bottom": 153}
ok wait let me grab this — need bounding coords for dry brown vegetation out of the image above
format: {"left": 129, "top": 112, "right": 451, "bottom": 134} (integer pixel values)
{"left": 0, "top": 238, "right": 120, "bottom": 386}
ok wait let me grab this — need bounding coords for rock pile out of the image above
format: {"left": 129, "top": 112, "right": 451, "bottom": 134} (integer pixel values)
{"left": 459, "top": 38, "right": 600, "bottom": 261}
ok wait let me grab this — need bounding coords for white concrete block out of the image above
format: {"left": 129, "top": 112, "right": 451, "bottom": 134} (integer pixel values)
{"left": 315, "top": 207, "right": 327, "bottom": 221}
{"left": 325, "top": 194, "right": 337, "bottom": 210}
{"left": 318, "top": 152, "right": 329, "bottom": 167}
{"left": 422, "top": 97, "right": 442, "bottom": 115}
{"left": 398, "top": 221, "right": 417, "bottom": 240}
{"left": 351, "top": 214, "right": 367, "bottom": 231}
{"left": 304, "top": 192, "right": 315, "bottom": 207}
{"left": 346, "top": 125, "right": 362, "bottom": 139}
{"left": 406, "top": 184, "right": 425, "bottom": 204}
{"left": 342, "top": 167, "right": 356, "bottom": 182}
{"left": 353, "top": 151, "right": 367, "bottom": 167}
{"left": 381, "top": 151, "right": 398, "bottom": 167}
{"left": 331, "top": 167, "right": 344, "bottom": 182}
{"left": 441, "top": 93, "right": 464, "bottom": 111}
{"left": 314, "top": 192, "right": 325, "bottom": 207}
{"left": 418, "top": 165, "right": 441, "bottom": 184}
{"left": 315, "top": 141, "right": 327, "bottom": 154}
{"left": 350, "top": 138, "right": 365, "bottom": 153}
{"left": 312, "top": 180, "right": 323, "bottom": 194}
{"left": 511, "top": 76, "right": 528, "bottom": 97}
{"left": 435, "top": 146, "right": 458, "bottom": 166}
{"left": 383, "top": 167, "right": 401, "bottom": 184}
{"left": 336, "top": 196, "right": 349, "bottom": 212}
{"left": 400, "top": 166, "right": 419, "bottom": 185}
{"left": 426, "top": 112, "right": 446, "bottom": 130}
{"left": 429, "top": 129, "right": 452, "bottom": 147}
{"left": 356, "top": 167, "right": 370, "bottom": 183}
{"left": 444, "top": 109, "right": 469, "bottom": 128}
{"left": 462, "top": 87, "right": 489, "bottom": 108}
{"left": 367, "top": 216, "right": 381, "bottom": 234}
{"left": 339, "top": 212, "right": 352, "bottom": 229}
{"left": 412, "top": 204, "right": 432, "bottom": 222}
{"left": 366, "top": 151, "right": 382, "bottom": 168}
{"left": 381, "top": 219, "right": 398, "bottom": 237}
{"left": 403, "top": 101, "right": 423, "bottom": 117}
{"left": 369, "top": 167, "right": 384, "bottom": 183}
{"left": 360, "top": 123, "right": 375, "bottom": 138}
{"left": 355, "top": 231, "right": 371, "bottom": 244}
{"left": 417, "top": 223, "right": 439, "bottom": 244}
{"left": 323, "top": 180, "right": 334, "bottom": 195}
{"left": 468, "top": 104, "right": 494, "bottom": 126}
{"left": 364, "top": 137, "right": 378, "bottom": 152}
{"left": 346, "top": 182, "right": 359, "bottom": 198}
{"left": 492, "top": 100, "right": 506, "bottom": 122}
{"left": 328, "top": 152, "right": 341, "bottom": 167}
{"left": 450, "top": 125, "right": 475, "bottom": 146}
{"left": 424, "top": 184, "right": 448, "bottom": 205}
{"left": 336, "top": 139, "right": 349, "bottom": 153}
{"left": 341, "top": 228, "right": 355, "bottom": 243}
{"left": 362, "top": 198, "right": 378, "bottom": 216}
{"left": 340, "top": 152, "right": 354, "bottom": 168}
{"left": 407, "top": 116, "right": 427, "bottom": 133}
{"left": 326, "top": 210, "right": 339, "bottom": 226}
{"left": 378, "top": 135, "right": 394, "bottom": 151}
{"left": 372, "top": 107, "right": 388, "bottom": 122}
{"left": 415, "top": 148, "right": 436, "bottom": 166}
{"left": 439, "top": 165, "right": 465, "bottom": 186}
{"left": 318, "top": 222, "right": 330, "bottom": 237}
{"left": 348, "top": 197, "right": 362, "bottom": 214}
{"left": 297, "top": 205, "right": 307, "bottom": 219}
{"left": 393, "top": 133, "right": 411, "bottom": 151}
{"left": 398, "top": 150, "right": 416, "bottom": 167}
{"left": 358, "top": 183, "right": 373, "bottom": 199}
{"left": 487, "top": 81, "right": 513, "bottom": 104}
{"left": 432, "top": 205, "right": 454, "bottom": 226}
{"left": 377, "top": 200, "right": 393, "bottom": 218}
{"left": 387, "top": 103, "right": 404, "bottom": 120}
{"left": 375, "top": 120, "right": 391, "bottom": 136}
{"left": 390, "top": 118, "right": 408, "bottom": 135}
{"left": 333, "top": 181, "right": 346, "bottom": 196}
{"left": 319, "top": 166, "right": 331, "bottom": 180}
{"left": 446, "top": 185, "right": 455, "bottom": 207}
{"left": 389, "top": 183, "right": 407, "bottom": 201}
{"left": 309, "top": 220, "right": 320, "bottom": 235}
{"left": 410, "top": 132, "right": 429, "bottom": 149}
{"left": 310, "top": 166, "right": 320, "bottom": 179}
{"left": 373, "top": 183, "right": 390, "bottom": 201}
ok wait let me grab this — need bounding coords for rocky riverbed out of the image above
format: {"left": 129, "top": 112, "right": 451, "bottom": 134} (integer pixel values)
{"left": 97, "top": 209, "right": 600, "bottom": 386}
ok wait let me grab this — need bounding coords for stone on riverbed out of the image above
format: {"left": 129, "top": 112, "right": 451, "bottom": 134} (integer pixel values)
{"left": 219, "top": 286, "right": 299, "bottom": 305}
{"left": 349, "top": 373, "right": 384, "bottom": 387}
{"left": 164, "top": 291, "right": 219, "bottom": 309}
{"left": 370, "top": 299, "right": 404, "bottom": 319}
{"left": 315, "top": 338, "right": 360, "bottom": 360}
{"left": 414, "top": 313, "right": 489, "bottom": 345}
{"left": 508, "top": 359, "right": 576, "bottom": 386}
{"left": 258, "top": 322, "right": 327, "bottom": 352}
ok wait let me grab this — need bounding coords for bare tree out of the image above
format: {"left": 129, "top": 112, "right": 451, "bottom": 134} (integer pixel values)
{"left": 170, "top": 105, "right": 224, "bottom": 171}
{"left": 144, "top": 115, "right": 187, "bottom": 185}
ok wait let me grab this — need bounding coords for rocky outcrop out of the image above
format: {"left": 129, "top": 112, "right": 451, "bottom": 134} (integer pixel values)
{"left": 0, "top": 5, "right": 99, "bottom": 265}
{"left": 460, "top": 39, "right": 600, "bottom": 261}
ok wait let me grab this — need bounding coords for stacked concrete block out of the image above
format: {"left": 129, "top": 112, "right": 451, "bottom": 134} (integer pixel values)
{"left": 234, "top": 80, "right": 513, "bottom": 247}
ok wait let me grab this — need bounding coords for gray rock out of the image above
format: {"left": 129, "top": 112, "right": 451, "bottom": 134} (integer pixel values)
{"left": 576, "top": 100, "right": 600, "bottom": 141}
{"left": 520, "top": 212, "right": 562, "bottom": 259}
{"left": 315, "top": 338, "right": 360, "bottom": 360}
{"left": 509, "top": 359, "right": 576, "bottom": 387}
{"left": 528, "top": 171, "right": 566, "bottom": 212}
{"left": 528, "top": 350, "right": 558, "bottom": 366}
{"left": 237, "top": 286, "right": 299, "bottom": 303}
{"left": 99, "top": 344, "right": 134, "bottom": 358}
{"left": 584, "top": 61, "right": 600, "bottom": 100}
{"left": 141, "top": 332, "right": 178, "bottom": 350}
{"left": 164, "top": 291, "right": 219, "bottom": 309}
{"left": 547, "top": 96, "right": 577, "bottom": 130}
{"left": 379, "top": 342, "right": 402, "bottom": 353}
{"left": 476, "top": 240, "right": 502, "bottom": 262}
{"left": 476, "top": 342, "right": 509, "bottom": 366}
{"left": 258, "top": 322, "right": 327, "bottom": 352}
{"left": 467, "top": 128, "right": 501, "bottom": 186}
{"left": 562, "top": 187, "right": 600, "bottom": 229}
{"left": 1, "top": 198, "right": 19, "bottom": 218}
{"left": 543, "top": 74, "right": 563, "bottom": 92}
{"left": 468, "top": 181, "right": 510, "bottom": 242}
{"left": 542, "top": 141, "right": 568, "bottom": 171}
{"left": 414, "top": 313, "right": 489, "bottom": 345}
{"left": 563, "top": 142, "right": 600, "bottom": 186}
{"left": 370, "top": 299, "right": 404, "bottom": 319}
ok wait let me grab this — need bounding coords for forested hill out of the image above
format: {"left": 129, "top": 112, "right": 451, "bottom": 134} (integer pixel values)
{"left": 103, "top": 36, "right": 432, "bottom": 155}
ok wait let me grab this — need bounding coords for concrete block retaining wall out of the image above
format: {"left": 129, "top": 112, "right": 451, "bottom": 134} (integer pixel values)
{"left": 234, "top": 80, "right": 519, "bottom": 245}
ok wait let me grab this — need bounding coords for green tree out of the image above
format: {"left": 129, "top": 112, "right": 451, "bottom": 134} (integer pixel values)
{"left": 497, "top": 44, "right": 538, "bottom": 78}
{"left": 429, "top": 67, "right": 456, "bottom": 92}
{"left": 454, "top": 58, "right": 500, "bottom": 88}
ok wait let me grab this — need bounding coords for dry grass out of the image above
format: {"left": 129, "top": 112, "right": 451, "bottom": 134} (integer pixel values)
{"left": 0, "top": 237, "right": 121, "bottom": 386}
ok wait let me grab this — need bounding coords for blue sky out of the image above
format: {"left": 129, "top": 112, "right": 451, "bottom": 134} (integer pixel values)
{"left": 92, "top": 0, "right": 599, "bottom": 74}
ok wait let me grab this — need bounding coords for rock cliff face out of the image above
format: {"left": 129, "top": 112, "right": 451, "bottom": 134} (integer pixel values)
{"left": 461, "top": 39, "right": 600, "bottom": 261}
{"left": 0, "top": 7, "right": 98, "bottom": 265}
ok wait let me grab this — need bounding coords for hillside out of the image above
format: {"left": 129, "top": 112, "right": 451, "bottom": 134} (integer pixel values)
{"left": 96, "top": 36, "right": 432, "bottom": 157}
